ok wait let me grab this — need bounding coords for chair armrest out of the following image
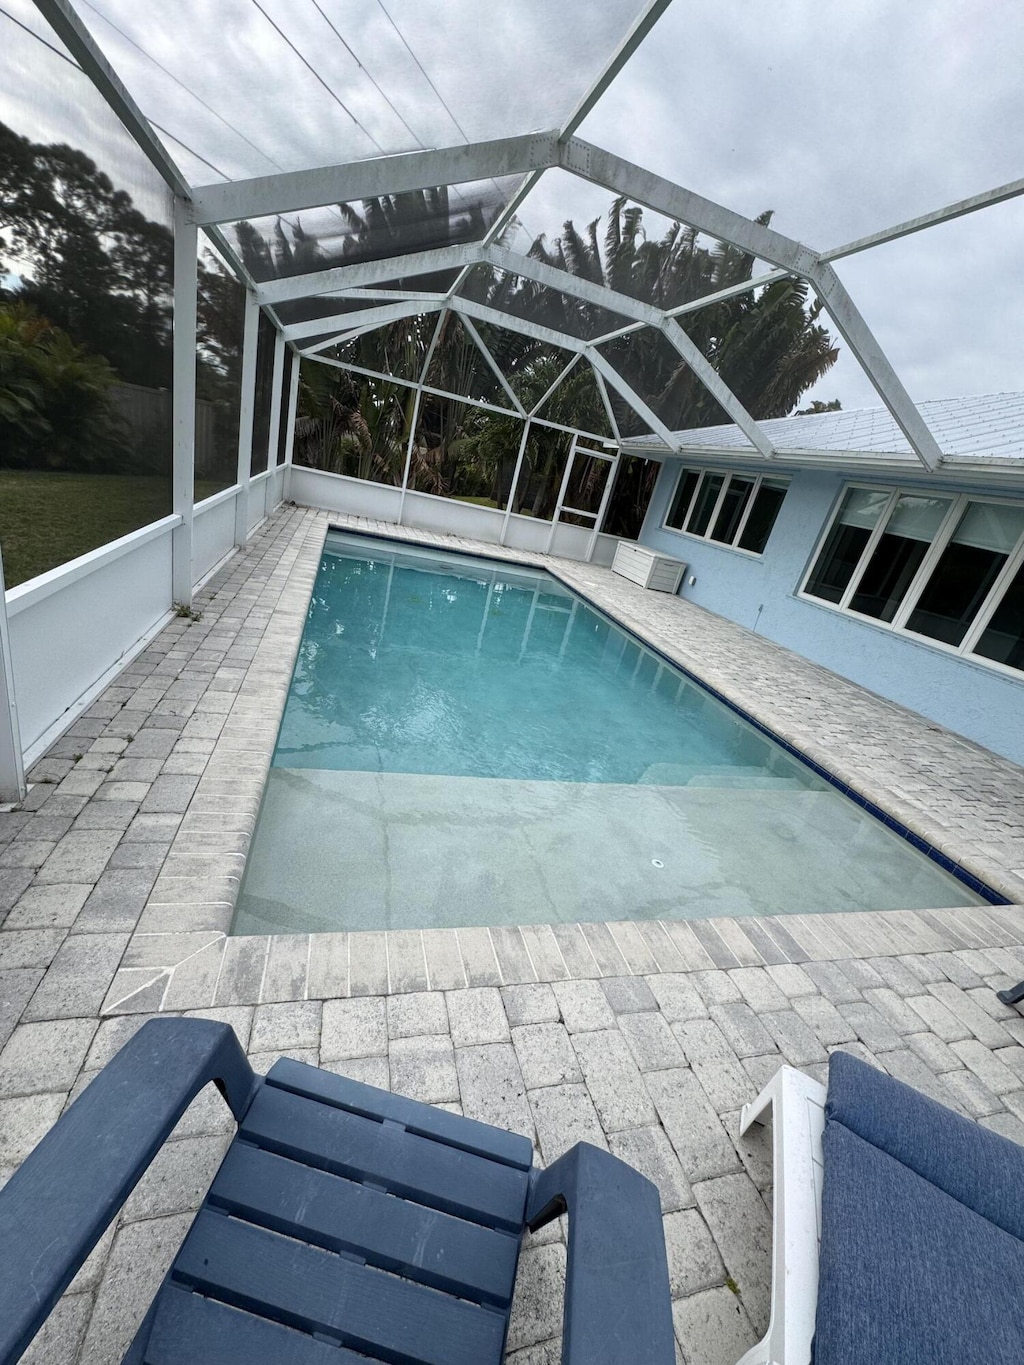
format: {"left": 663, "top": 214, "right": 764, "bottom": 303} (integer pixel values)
{"left": 0, "top": 1018, "right": 257, "bottom": 1365}
{"left": 526, "top": 1142, "right": 675, "bottom": 1365}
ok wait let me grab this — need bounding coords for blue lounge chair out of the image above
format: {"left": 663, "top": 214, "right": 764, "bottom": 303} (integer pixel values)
{"left": 0, "top": 1018, "right": 674, "bottom": 1365}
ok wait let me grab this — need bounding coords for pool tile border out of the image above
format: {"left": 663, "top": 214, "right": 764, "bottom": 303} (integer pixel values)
{"left": 75, "top": 505, "right": 1024, "bottom": 1014}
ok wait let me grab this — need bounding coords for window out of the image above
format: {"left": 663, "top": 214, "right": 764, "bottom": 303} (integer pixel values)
{"left": 905, "top": 502, "right": 1024, "bottom": 646}
{"left": 663, "top": 467, "right": 788, "bottom": 554}
{"left": 801, "top": 483, "right": 1024, "bottom": 677}
{"left": 804, "top": 487, "right": 890, "bottom": 603}
{"left": 848, "top": 493, "right": 951, "bottom": 622}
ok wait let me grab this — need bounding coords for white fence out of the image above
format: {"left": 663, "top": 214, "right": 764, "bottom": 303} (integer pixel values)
{"left": 286, "top": 467, "right": 619, "bottom": 566}
{"left": 6, "top": 476, "right": 282, "bottom": 771}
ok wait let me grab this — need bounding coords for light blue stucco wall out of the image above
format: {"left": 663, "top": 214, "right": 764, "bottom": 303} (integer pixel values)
{"left": 639, "top": 459, "right": 1024, "bottom": 766}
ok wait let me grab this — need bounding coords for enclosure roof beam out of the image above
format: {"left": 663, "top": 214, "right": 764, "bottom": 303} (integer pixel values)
{"left": 192, "top": 131, "right": 561, "bottom": 226}
{"left": 822, "top": 175, "right": 1024, "bottom": 262}
{"left": 812, "top": 264, "right": 942, "bottom": 470}
{"left": 560, "top": 0, "right": 675, "bottom": 140}
{"left": 660, "top": 319, "right": 774, "bottom": 459}
{"left": 255, "top": 245, "right": 479, "bottom": 306}
{"left": 482, "top": 244, "right": 774, "bottom": 457}
{"left": 560, "top": 139, "right": 820, "bottom": 275}
{"left": 35, "top": 0, "right": 191, "bottom": 200}
{"left": 282, "top": 299, "right": 443, "bottom": 343}
{"left": 587, "top": 349, "right": 682, "bottom": 453}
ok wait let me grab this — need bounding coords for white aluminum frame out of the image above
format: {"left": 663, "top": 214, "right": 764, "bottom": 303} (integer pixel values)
{"left": 234, "top": 292, "right": 261, "bottom": 546}
{"left": 6, "top": 0, "right": 1023, "bottom": 792}
{"left": 0, "top": 542, "right": 26, "bottom": 802}
{"left": 171, "top": 197, "right": 198, "bottom": 604}
{"left": 798, "top": 480, "right": 1024, "bottom": 681}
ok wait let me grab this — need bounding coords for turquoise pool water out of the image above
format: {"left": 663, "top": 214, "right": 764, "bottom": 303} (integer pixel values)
{"left": 233, "top": 531, "right": 985, "bottom": 933}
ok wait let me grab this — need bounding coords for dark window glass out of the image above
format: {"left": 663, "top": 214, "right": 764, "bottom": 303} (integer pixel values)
{"left": 738, "top": 482, "right": 787, "bottom": 554}
{"left": 250, "top": 314, "right": 276, "bottom": 477}
{"left": 686, "top": 473, "right": 725, "bottom": 537}
{"left": 666, "top": 469, "right": 699, "bottom": 530}
{"left": 804, "top": 488, "right": 889, "bottom": 604}
{"left": 710, "top": 477, "right": 754, "bottom": 544}
{"left": 906, "top": 502, "right": 1024, "bottom": 647}
{"left": 276, "top": 348, "right": 295, "bottom": 465}
{"left": 974, "top": 562, "right": 1024, "bottom": 672}
{"left": 848, "top": 495, "right": 951, "bottom": 622}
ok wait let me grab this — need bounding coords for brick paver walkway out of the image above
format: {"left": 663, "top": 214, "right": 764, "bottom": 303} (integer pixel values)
{"left": 2, "top": 504, "right": 1024, "bottom": 1365}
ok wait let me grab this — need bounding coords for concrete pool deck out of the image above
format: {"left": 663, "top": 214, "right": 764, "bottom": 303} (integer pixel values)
{"left": 3, "top": 501, "right": 1024, "bottom": 1364}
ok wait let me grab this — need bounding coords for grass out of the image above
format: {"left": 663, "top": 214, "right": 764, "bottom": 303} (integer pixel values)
{"left": 449, "top": 494, "right": 535, "bottom": 517}
{"left": 0, "top": 471, "right": 226, "bottom": 588}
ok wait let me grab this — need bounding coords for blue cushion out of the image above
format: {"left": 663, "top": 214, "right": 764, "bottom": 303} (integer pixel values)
{"left": 826, "top": 1049, "right": 1024, "bottom": 1240}
{"left": 813, "top": 1120, "right": 1024, "bottom": 1365}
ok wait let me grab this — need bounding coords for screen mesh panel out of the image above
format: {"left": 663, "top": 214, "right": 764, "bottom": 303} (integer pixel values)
{"left": 0, "top": 0, "right": 175, "bottom": 586}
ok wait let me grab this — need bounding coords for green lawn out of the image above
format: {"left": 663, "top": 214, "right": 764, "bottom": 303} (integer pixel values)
{"left": 0, "top": 471, "right": 226, "bottom": 588}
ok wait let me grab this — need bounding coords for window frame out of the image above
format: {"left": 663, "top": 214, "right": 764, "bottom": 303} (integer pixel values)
{"left": 798, "top": 481, "right": 1024, "bottom": 681}
{"left": 661, "top": 465, "right": 790, "bottom": 557}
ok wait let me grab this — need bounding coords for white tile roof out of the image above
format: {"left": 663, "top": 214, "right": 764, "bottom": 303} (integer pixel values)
{"left": 624, "top": 392, "right": 1024, "bottom": 463}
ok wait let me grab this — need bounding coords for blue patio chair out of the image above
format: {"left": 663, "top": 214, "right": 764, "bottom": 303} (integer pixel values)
{"left": 0, "top": 1018, "right": 674, "bottom": 1365}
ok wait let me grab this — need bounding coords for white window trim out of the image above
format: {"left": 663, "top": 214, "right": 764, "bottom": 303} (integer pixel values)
{"left": 798, "top": 481, "right": 1024, "bottom": 682}
{"left": 661, "top": 465, "right": 789, "bottom": 558}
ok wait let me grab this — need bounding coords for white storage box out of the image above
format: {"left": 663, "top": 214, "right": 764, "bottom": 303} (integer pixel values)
{"left": 611, "top": 541, "right": 687, "bottom": 593}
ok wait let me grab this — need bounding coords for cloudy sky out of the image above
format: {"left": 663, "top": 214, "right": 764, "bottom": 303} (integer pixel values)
{"left": 3, "top": 0, "right": 1021, "bottom": 414}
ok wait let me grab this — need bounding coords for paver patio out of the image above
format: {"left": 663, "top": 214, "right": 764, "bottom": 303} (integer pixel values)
{"left": 3, "top": 503, "right": 1024, "bottom": 1364}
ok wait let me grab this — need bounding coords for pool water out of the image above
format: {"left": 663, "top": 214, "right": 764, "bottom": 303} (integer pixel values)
{"left": 233, "top": 532, "right": 986, "bottom": 933}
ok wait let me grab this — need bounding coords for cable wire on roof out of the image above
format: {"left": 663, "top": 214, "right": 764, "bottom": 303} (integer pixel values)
{"left": 308, "top": 0, "right": 424, "bottom": 150}
{"left": 374, "top": 0, "right": 469, "bottom": 143}
{"left": 0, "top": 5, "right": 233, "bottom": 184}
{"left": 0, "top": 5, "right": 80, "bottom": 69}
{"left": 250, "top": 0, "right": 385, "bottom": 155}
{"left": 80, "top": 0, "right": 287, "bottom": 175}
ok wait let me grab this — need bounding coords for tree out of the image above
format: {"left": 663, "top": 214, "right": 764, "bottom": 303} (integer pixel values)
{"left": 0, "top": 120, "right": 173, "bottom": 392}
{"left": 0, "top": 301, "right": 128, "bottom": 471}
{"left": 295, "top": 192, "right": 841, "bottom": 531}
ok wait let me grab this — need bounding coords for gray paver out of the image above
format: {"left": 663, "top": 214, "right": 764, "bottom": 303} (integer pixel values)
{"left": 673, "top": 1286, "right": 758, "bottom": 1365}
{"left": 645, "top": 1069, "right": 741, "bottom": 1182}
{"left": 674, "top": 1018, "right": 752, "bottom": 1114}
{"left": 387, "top": 990, "right": 448, "bottom": 1039}
{"left": 649, "top": 973, "right": 710, "bottom": 1024}
{"left": 694, "top": 1173, "right": 773, "bottom": 1335}
{"left": 529, "top": 1082, "right": 607, "bottom": 1162}
{"left": 390, "top": 1033, "right": 459, "bottom": 1105}
{"left": 572, "top": 1028, "right": 657, "bottom": 1132}
{"left": 601, "top": 975, "right": 658, "bottom": 1014}
{"left": 455, "top": 1041, "right": 534, "bottom": 1140}
{"left": 78, "top": 1214, "right": 193, "bottom": 1365}
{"left": 551, "top": 979, "right": 616, "bottom": 1033}
{"left": 502, "top": 983, "right": 560, "bottom": 1026}
{"left": 664, "top": 1207, "right": 726, "bottom": 1299}
{"left": 618, "top": 1009, "right": 686, "bottom": 1072}
{"left": 0, "top": 1018, "right": 98, "bottom": 1096}
{"left": 609, "top": 1123, "right": 694, "bottom": 1213}
{"left": 321, "top": 997, "right": 387, "bottom": 1061}
{"left": 709, "top": 1003, "right": 776, "bottom": 1059}
{"left": 446, "top": 986, "right": 509, "bottom": 1046}
{"left": 249, "top": 1000, "right": 321, "bottom": 1052}
{"left": 513, "top": 1023, "right": 582, "bottom": 1090}
{"left": 758, "top": 1009, "right": 828, "bottom": 1066}
{"left": 24, "top": 934, "right": 129, "bottom": 1021}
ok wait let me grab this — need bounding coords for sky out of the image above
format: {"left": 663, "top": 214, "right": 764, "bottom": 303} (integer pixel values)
{"left": 2, "top": 0, "right": 1021, "bottom": 417}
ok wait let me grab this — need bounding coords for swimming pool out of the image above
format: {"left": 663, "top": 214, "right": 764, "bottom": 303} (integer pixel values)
{"left": 233, "top": 531, "right": 988, "bottom": 934}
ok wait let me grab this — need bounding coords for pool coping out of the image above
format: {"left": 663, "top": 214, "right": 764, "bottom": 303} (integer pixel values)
{"left": 97, "top": 507, "right": 1024, "bottom": 1014}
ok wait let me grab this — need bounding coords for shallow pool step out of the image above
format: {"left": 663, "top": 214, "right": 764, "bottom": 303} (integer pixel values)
{"left": 638, "top": 763, "right": 809, "bottom": 790}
